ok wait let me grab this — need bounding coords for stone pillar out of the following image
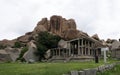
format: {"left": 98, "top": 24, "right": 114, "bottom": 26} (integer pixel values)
{"left": 68, "top": 42, "right": 71, "bottom": 56}
{"left": 81, "top": 39, "right": 83, "bottom": 55}
{"left": 55, "top": 49, "right": 58, "bottom": 56}
{"left": 59, "top": 48, "right": 60, "bottom": 56}
{"left": 88, "top": 41, "right": 90, "bottom": 55}
{"left": 54, "top": 49, "right": 56, "bottom": 56}
{"left": 78, "top": 39, "right": 80, "bottom": 55}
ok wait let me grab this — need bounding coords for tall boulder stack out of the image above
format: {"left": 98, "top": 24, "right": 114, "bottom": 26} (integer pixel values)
{"left": 34, "top": 15, "right": 77, "bottom": 40}
{"left": 49, "top": 15, "right": 77, "bottom": 36}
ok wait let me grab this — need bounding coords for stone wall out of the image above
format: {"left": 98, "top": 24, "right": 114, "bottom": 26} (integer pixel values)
{"left": 62, "top": 62, "right": 119, "bottom": 75}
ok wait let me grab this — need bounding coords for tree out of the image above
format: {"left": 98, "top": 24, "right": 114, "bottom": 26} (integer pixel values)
{"left": 35, "top": 31, "right": 61, "bottom": 61}
{"left": 13, "top": 41, "right": 22, "bottom": 48}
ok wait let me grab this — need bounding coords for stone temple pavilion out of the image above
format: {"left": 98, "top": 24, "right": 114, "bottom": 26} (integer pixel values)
{"left": 49, "top": 33, "right": 105, "bottom": 62}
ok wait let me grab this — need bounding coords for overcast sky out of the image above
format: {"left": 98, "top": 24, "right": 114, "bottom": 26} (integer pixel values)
{"left": 0, "top": 0, "right": 120, "bottom": 40}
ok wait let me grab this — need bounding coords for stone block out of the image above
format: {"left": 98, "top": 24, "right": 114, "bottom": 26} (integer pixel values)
{"left": 78, "top": 71, "right": 85, "bottom": 75}
{"left": 70, "top": 71, "right": 79, "bottom": 75}
{"left": 62, "top": 74, "right": 69, "bottom": 75}
{"left": 90, "top": 69, "right": 97, "bottom": 75}
{"left": 84, "top": 69, "right": 91, "bottom": 75}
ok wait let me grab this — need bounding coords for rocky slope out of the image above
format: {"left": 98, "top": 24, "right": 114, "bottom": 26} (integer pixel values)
{"left": 0, "top": 15, "right": 104, "bottom": 62}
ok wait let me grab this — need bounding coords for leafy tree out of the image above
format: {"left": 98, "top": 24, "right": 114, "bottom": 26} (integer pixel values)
{"left": 35, "top": 31, "right": 61, "bottom": 61}
{"left": 13, "top": 41, "right": 22, "bottom": 48}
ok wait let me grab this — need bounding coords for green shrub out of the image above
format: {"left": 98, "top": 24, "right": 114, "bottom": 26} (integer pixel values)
{"left": 17, "top": 47, "right": 28, "bottom": 62}
{"left": 13, "top": 41, "right": 22, "bottom": 48}
{"left": 35, "top": 31, "right": 61, "bottom": 61}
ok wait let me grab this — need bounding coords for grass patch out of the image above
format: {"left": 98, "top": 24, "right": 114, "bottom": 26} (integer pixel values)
{"left": 0, "top": 61, "right": 100, "bottom": 75}
{"left": 0, "top": 60, "right": 118, "bottom": 75}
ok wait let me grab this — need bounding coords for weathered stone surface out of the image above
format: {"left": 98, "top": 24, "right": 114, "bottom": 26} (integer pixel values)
{"left": 0, "top": 39, "right": 16, "bottom": 47}
{"left": 37, "top": 18, "right": 49, "bottom": 30}
{"left": 17, "top": 33, "right": 33, "bottom": 43}
{"left": 45, "top": 49, "right": 51, "bottom": 59}
{"left": 84, "top": 69, "right": 91, "bottom": 75}
{"left": 34, "top": 15, "right": 77, "bottom": 39}
{"left": 23, "top": 40, "right": 39, "bottom": 62}
{"left": 90, "top": 69, "right": 97, "bottom": 75}
{"left": 58, "top": 39, "right": 67, "bottom": 48}
{"left": 33, "top": 25, "right": 47, "bottom": 34}
{"left": 0, "top": 50, "right": 12, "bottom": 62}
{"left": 50, "top": 15, "right": 76, "bottom": 36}
{"left": 5, "top": 47, "right": 21, "bottom": 62}
{"left": 78, "top": 71, "right": 85, "bottom": 75}
{"left": 92, "top": 34, "right": 100, "bottom": 41}
{"left": 63, "top": 29, "right": 80, "bottom": 40}
{"left": 70, "top": 71, "right": 79, "bottom": 75}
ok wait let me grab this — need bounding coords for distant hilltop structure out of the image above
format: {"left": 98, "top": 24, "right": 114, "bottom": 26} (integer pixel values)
{"left": 0, "top": 15, "right": 115, "bottom": 62}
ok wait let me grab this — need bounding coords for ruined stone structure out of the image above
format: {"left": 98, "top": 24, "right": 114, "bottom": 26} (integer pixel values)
{"left": 111, "top": 40, "right": 120, "bottom": 59}
{"left": 49, "top": 34, "right": 104, "bottom": 61}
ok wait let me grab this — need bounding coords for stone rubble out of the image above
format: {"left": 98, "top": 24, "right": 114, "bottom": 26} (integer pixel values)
{"left": 63, "top": 62, "right": 119, "bottom": 75}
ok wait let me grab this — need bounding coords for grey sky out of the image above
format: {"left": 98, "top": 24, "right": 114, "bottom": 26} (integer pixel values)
{"left": 0, "top": 0, "right": 120, "bottom": 40}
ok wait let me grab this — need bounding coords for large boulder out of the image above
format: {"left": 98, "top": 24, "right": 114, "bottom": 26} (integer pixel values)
{"left": 5, "top": 47, "right": 21, "bottom": 62}
{"left": 17, "top": 32, "right": 33, "bottom": 43}
{"left": 45, "top": 49, "right": 51, "bottom": 59}
{"left": 0, "top": 50, "right": 12, "bottom": 62}
{"left": 49, "top": 15, "right": 76, "bottom": 36}
{"left": 58, "top": 39, "right": 68, "bottom": 48}
{"left": 34, "top": 15, "right": 77, "bottom": 38}
{"left": 37, "top": 18, "right": 50, "bottom": 31}
{"left": 92, "top": 34, "right": 100, "bottom": 41}
{"left": 23, "top": 40, "right": 39, "bottom": 62}
{"left": 63, "top": 29, "right": 80, "bottom": 40}
{"left": 33, "top": 25, "right": 47, "bottom": 34}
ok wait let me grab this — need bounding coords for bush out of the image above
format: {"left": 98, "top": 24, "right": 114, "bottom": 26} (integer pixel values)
{"left": 13, "top": 41, "right": 22, "bottom": 48}
{"left": 17, "top": 47, "right": 28, "bottom": 62}
{"left": 35, "top": 31, "right": 61, "bottom": 61}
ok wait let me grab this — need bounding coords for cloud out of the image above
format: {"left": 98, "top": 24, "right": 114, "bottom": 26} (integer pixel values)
{"left": 0, "top": 0, "right": 120, "bottom": 40}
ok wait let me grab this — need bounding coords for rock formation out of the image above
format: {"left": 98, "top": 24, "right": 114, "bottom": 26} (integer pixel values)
{"left": 5, "top": 47, "right": 21, "bottom": 62}
{"left": 0, "top": 47, "right": 21, "bottom": 62}
{"left": 23, "top": 40, "right": 39, "bottom": 62}
{"left": 34, "top": 15, "right": 77, "bottom": 39}
{"left": 0, "top": 50, "right": 12, "bottom": 62}
{"left": 0, "top": 15, "right": 105, "bottom": 62}
{"left": 92, "top": 34, "right": 100, "bottom": 41}
{"left": 58, "top": 39, "right": 68, "bottom": 48}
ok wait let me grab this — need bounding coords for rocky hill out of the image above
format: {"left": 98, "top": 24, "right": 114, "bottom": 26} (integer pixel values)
{"left": 0, "top": 15, "right": 104, "bottom": 62}
{"left": 0, "top": 15, "right": 89, "bottom": 46}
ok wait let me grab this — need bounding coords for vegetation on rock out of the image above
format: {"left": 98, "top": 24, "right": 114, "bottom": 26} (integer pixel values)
{"left": 0, "top": 44, "right": 6, "bottom": 49}
{"left": 17, "top": 47, "right": 28, "bottom": 61}
{"left": 13, "top": 41, "right": 22, "bottom": 48}
{"left": 35, "top": 31, "right": 61, "bottom": 61}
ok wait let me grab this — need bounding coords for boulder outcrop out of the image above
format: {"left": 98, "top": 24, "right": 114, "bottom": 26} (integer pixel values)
{"left": 92, "top": 34, "right": 100, "bottom": 41}
{"left": 0, "top": 15, "right": 105, "bottom": 62}
{"left": 23, "top": 40, "right": 39, "bottom": 62}
{"left": 0, "top": 47, "right": 21, "bottom": 62}
{"left": 5, "top": 47, "right": 21, "bottom": 62}
{"left": 34, "top": 15, "right": 77, "bottom": 39}
{"left": 0, "top": 50, "right": 12, "bottom": 62}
